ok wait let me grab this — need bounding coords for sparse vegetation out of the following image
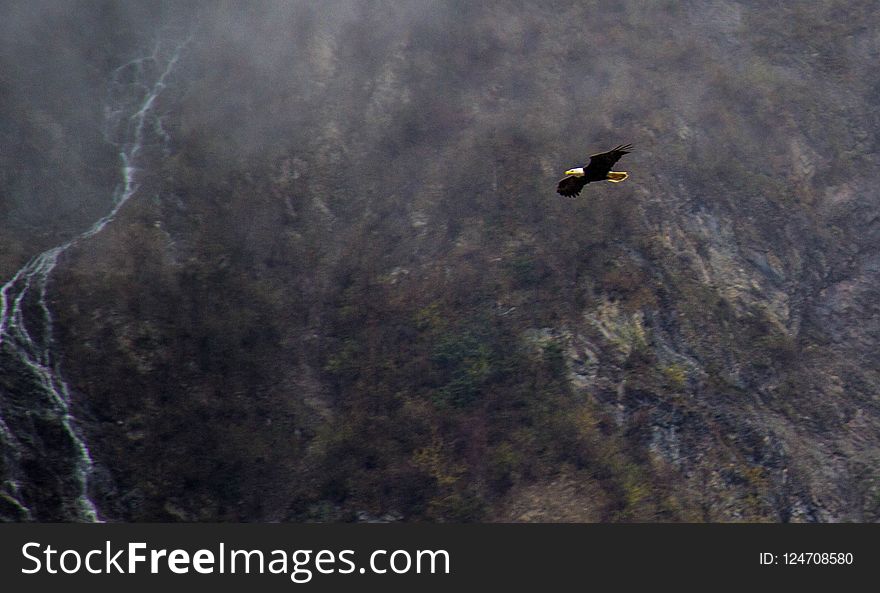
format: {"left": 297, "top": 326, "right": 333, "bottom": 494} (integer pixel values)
{"left": 2, "top": 0, "right": 879, "bottom": 522}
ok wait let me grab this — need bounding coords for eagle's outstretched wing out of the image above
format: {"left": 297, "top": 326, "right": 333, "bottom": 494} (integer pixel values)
{"left": 557, "top": 174, "right": 588, "bottom": 197}
{"left": 585, "top": 143, "right": 633, "bottom": 176}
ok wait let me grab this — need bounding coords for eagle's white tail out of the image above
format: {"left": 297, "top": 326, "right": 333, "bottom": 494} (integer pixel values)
{"left": 606, "top": 171, "right": 628, "bottom": 183}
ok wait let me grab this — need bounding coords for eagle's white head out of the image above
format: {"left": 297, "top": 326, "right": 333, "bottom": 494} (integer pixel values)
{"left": 564, "top": 167, "right": 585, "bottom": 177}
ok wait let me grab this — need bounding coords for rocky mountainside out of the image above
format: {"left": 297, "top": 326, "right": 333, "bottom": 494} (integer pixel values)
{"left": 2, "top": 0, "right": 878, "bottom": 521}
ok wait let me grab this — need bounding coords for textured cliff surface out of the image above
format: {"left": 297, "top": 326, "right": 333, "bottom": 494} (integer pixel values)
{"left": 2, "top": 0, "right": 879, "bottom": 521}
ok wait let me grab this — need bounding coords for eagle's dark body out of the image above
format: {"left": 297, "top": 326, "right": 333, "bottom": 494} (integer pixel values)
{"left": 557, "top": 144, "right": 633, "bottom": 197}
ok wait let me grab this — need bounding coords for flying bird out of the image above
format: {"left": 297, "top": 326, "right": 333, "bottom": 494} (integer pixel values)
{"left": 556, "top": 144, "right": 633, "bottom": 197}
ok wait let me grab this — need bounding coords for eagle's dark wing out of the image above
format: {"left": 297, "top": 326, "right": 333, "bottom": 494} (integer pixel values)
{"left": 557, "top": 174, "right": 588, "bottom": 197}
{"left": 585, "top": 143, "right": 633, "bottom": 177}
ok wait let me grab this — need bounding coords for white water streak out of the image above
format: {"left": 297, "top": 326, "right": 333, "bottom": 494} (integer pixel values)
{"left": 0, "top": 38, "right": 186, "bottom": 521}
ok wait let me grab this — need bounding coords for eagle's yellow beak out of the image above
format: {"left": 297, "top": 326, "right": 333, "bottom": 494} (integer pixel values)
{"left": 564, "top": 169, "right": 578, "bottom": 176}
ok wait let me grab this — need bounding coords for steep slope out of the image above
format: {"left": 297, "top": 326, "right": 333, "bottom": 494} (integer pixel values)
{"left": 2, "top": 0, "right": 878, "bottom": 521}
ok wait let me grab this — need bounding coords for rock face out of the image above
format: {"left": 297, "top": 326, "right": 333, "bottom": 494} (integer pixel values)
{"left": 2, "top": 1, "right": 879, "bottom": 521}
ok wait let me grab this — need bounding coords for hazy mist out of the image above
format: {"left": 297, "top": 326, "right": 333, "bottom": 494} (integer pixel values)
{"left": 2, "top": 0, "right": 879, "bottom": 522}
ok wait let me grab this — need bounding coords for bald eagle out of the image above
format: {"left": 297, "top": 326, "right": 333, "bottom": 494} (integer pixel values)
{"left": 556, "top": 144, "right": 633, "bottom": 197}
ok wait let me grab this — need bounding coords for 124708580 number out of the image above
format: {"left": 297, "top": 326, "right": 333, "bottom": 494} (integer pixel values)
{"left": 783, "top": 552, "right": 853, "bottom": 565}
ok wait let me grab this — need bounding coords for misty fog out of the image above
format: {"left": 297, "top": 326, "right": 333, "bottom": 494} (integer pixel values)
{"left": 1, "top": 0, "right": 879, "bottom": 522}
